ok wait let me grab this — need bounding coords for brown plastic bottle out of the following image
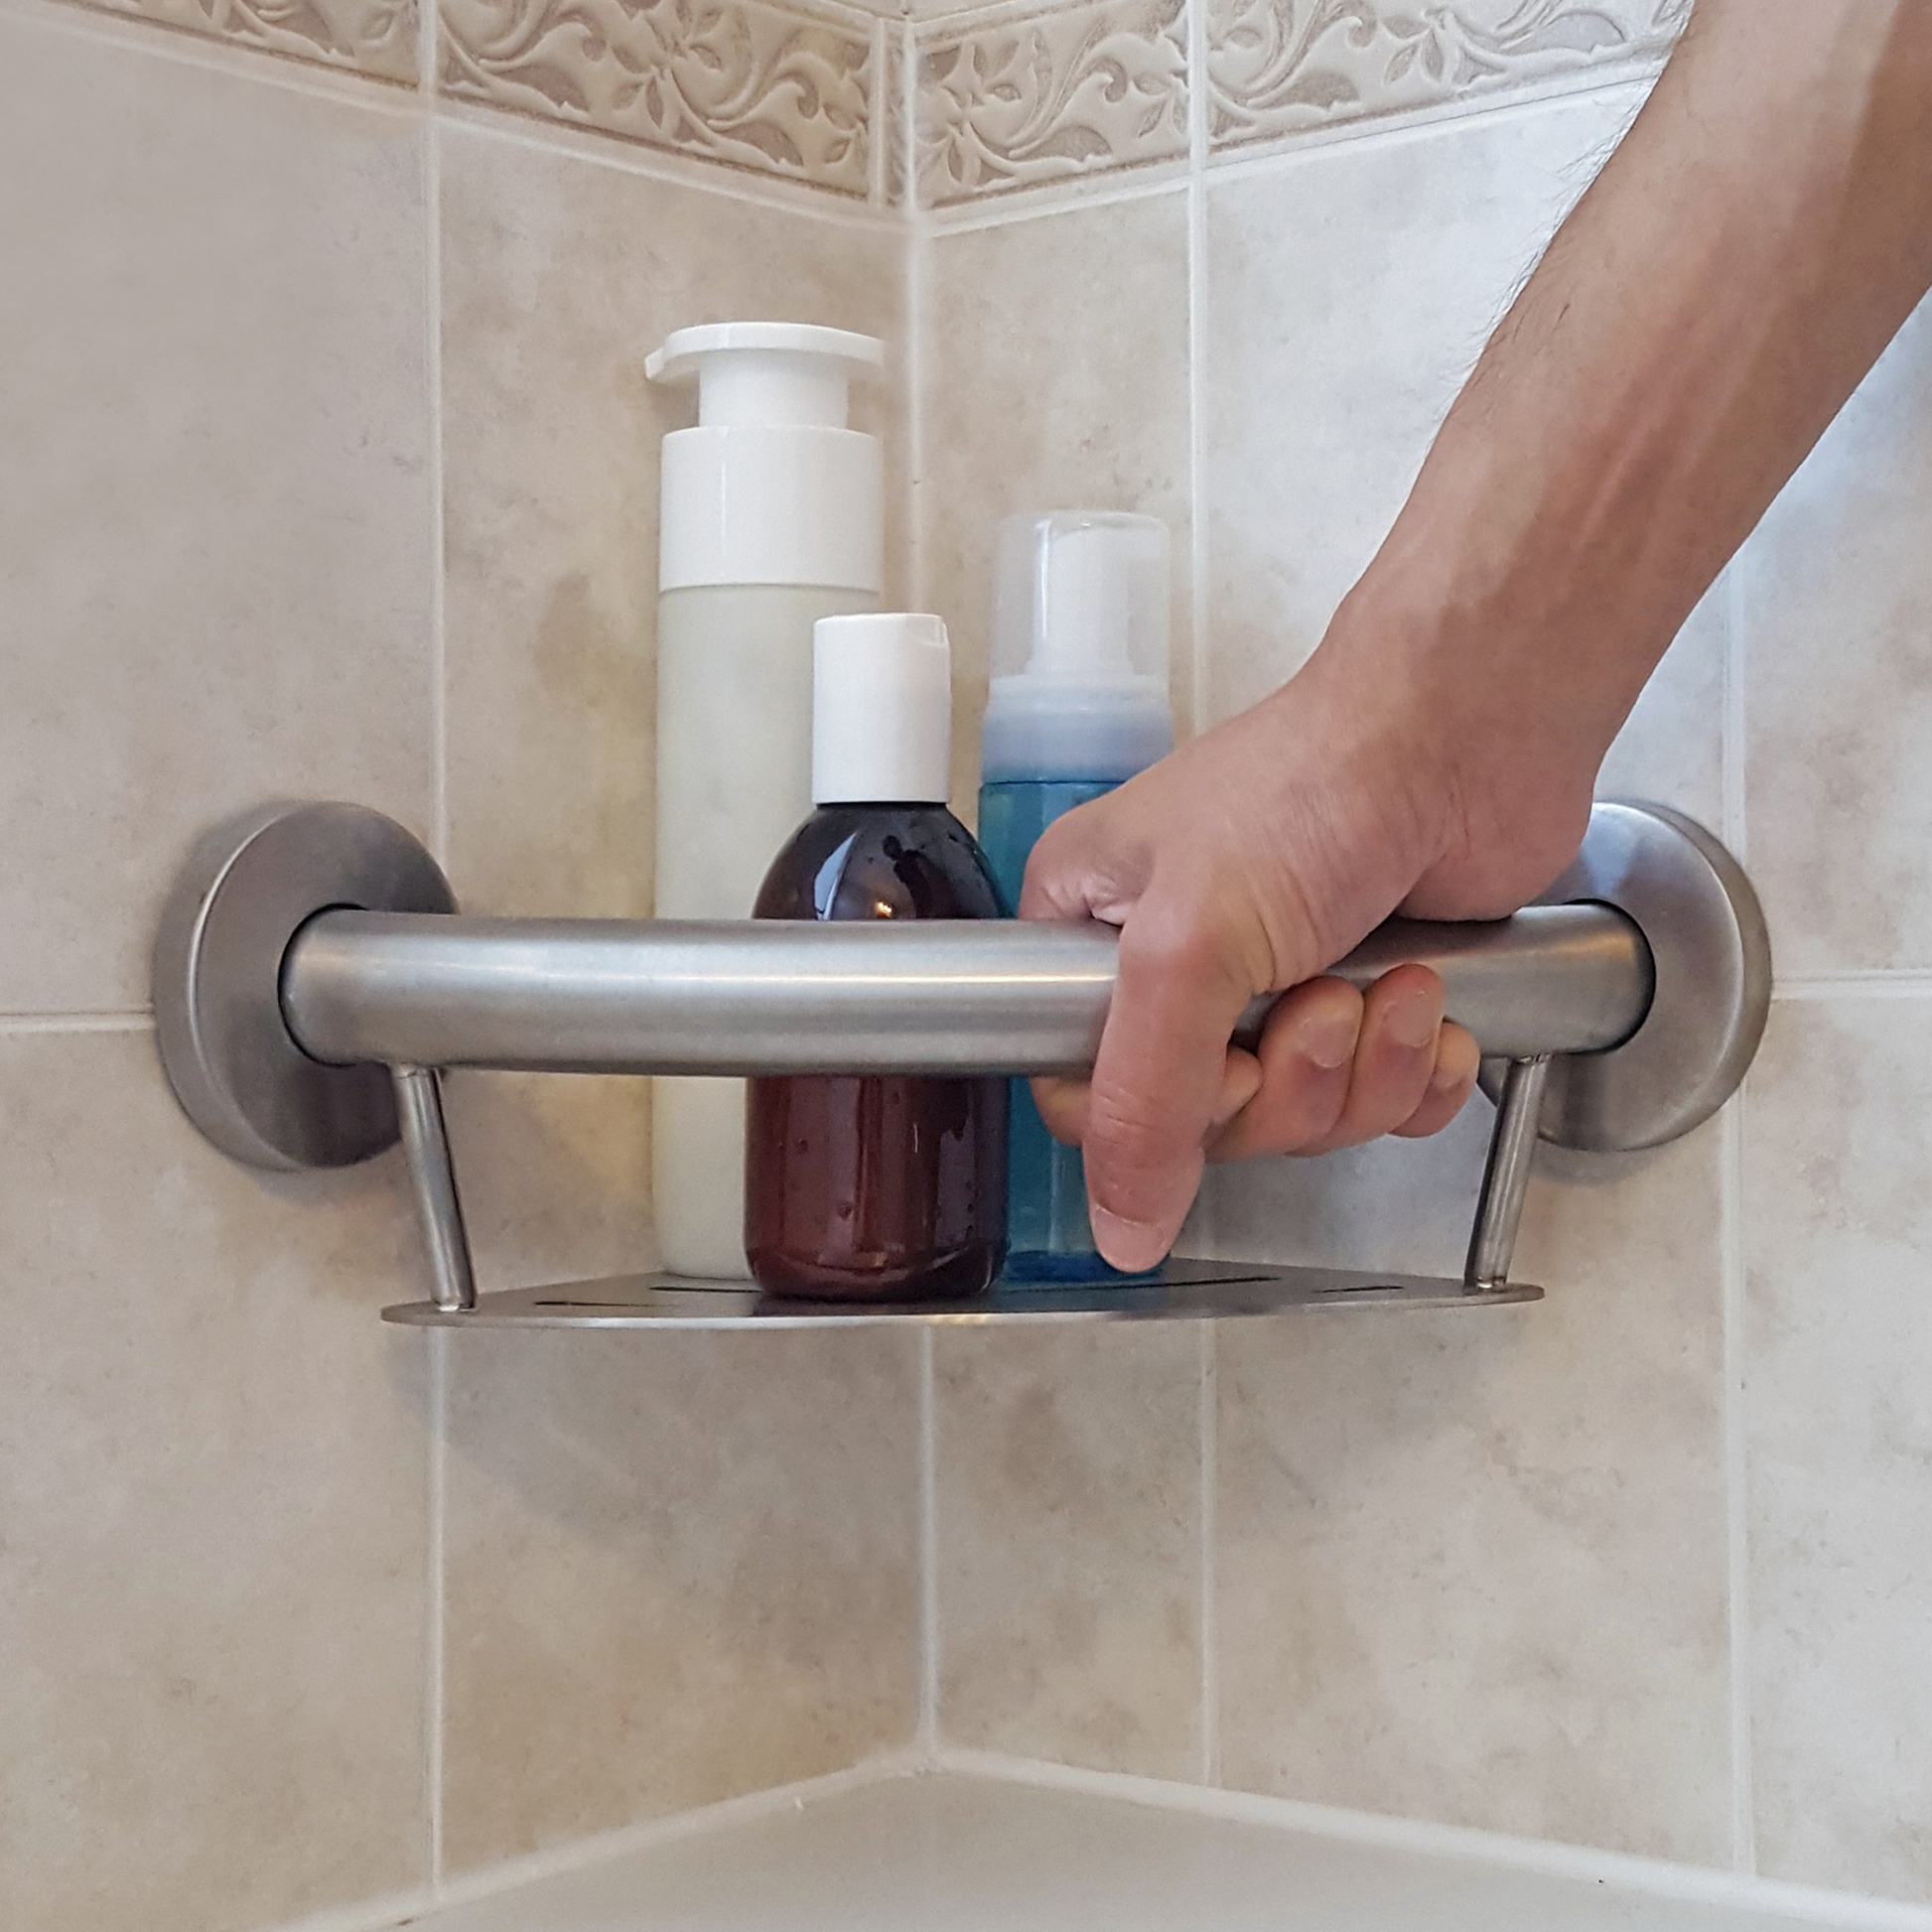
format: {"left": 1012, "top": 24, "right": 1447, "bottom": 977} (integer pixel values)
{"left": 745, "top": 801, "right": 1009, "bottom": 1301}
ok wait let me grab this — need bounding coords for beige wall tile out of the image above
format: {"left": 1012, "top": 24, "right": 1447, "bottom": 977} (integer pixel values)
{"left": 1202, "top": 87, "right": 1646, "bottom": 727}
{"left": 923, "top": 192, "right": 1192, "bottom": 801}
{"left": 0, "top": 1031, "right": 430, "bottom": 1932}
{"left": 440, "top": 123, "right": 902, "bottom": 924}
{"left": 1198, "top": 1095, "right": 1492, "bottom": 1277}
{"left": 440, "top": 1328, "right": 919, "bottom": 1870}
{"left": 1597, "top": 576, "right": 1725, "bottom": 828}
{"left": 437, "top": 125, "right": 902, "bottom": 1285}
{"left": 1216, "top": 1122, "right": 1730, "bottom": 1863}
{"left": 0, "top": 13, "right": 434, "bottom": 1017}
{"left": 1744, "top": 1001, "right": 1932, "bottom": 1903}
{"left": 934, "top": 1325, "right": 1201, "bottom": 1777}
{"left": 1740, "top": 298, "right": 1932, "bottom": 976}
{"left": 1198, "top": 89, "right": 1724, "bottom": 1268}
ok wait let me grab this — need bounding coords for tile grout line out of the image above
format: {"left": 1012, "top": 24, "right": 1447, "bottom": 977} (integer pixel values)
{"left": 424, "top": 5, "right": 449, "bottom": 871}
{"left": 924, "top": 167, "right": 1191, "bottom": 235}
{"left": 1771, "top": 973, "right": 1932, "bottom": 998}
{"left": 1185, "top": 0, "right": 1219, "bottom": 1796}
{"left": 1183, "top": 19, "right": 1208, "bottom": 724}
{"left": 867, "top": 14, "right": 888, "bottom": 207}
{"left": 431, "top": 101, "right": 898, "bottom": 227}
{"left": 917, "top": 1325, "right": 939, "bottom": 1756}
{"left": 0, "top": 0, "right": 422, "bottom": 111}
{"left": 1723, "top": 561, "right": 1747, "bottom": 870}
{"left": 0, "top": 1011, "right": 154, "bottom": 1034}
{"left": 916, "top": 70, "right": 1662, "bottom": 238}
{"left": 420, "top": 4, "right": 451, "bottom": 1891}
{"left": 1722, "top": 1093, "right": 1753, "bottom": 1874}
{"left": 904, "top": 16, "right": 937, "bottom": 1764}
{"left": 8, "top": 0, "right": 1662, "bottom": 239}
{"left": 426, "top": 1327, "right": 451, "bottom": 1891}
{"left": 1197, "top": 1323, "right": 1219, "bottom": 1787}
{"left": 901, "top": 12, "right": 926, "bottom": 612}
{"left": 1720, "top": 556, "right": 1754, "bottom": 1874}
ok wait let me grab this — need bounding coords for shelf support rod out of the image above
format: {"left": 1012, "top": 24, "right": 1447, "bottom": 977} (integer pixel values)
{"left": 391, "top": 1063, "right": 476, "bottom": 1313}
{"left": 1463, "top": 1054, "right": 1552, "bottom": 1293}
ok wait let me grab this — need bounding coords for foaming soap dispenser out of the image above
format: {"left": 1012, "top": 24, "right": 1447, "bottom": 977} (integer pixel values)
{"left": 977, "top": 511, "right": 1173, "bottom": 1281}
{"left": 746, "top": 614, "right": 1009, "bottom": 1302}
{"left": 645, "top": 322, "right": 885, "bottom": 1279}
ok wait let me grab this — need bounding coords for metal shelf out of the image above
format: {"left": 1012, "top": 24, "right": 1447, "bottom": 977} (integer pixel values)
{"left": 382, "top": 1257, "right": 1541, "bottom": 1329}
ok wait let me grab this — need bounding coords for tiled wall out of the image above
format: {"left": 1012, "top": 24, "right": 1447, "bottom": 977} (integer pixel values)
{"left": 9, "top": 0, "right": 1932, "bottom": 1923}
{"left": 0, "top": 1, "right": 915, "bottom": 1927}
{"left": 912, "top": 1, "right": 1932, "bottom": 1916}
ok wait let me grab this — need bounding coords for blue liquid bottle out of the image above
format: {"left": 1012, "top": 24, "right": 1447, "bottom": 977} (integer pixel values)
{"left": 976, "top": 513, "right": 1173, "bottom": 1282}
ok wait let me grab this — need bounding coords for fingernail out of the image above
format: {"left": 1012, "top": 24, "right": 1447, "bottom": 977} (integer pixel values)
{"left": 1385, "top": 995, "right": 1438, "bottom": 1051}
{"left": 1091, "top": 1204, "right": 1172, "bottom": 1274}
{"left": 1301, "top": 1010, "right": 1357, "bottom": 1070}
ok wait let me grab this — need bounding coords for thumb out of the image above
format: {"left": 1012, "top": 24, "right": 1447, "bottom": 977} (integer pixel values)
{"left": 1081, "top": 894, "right": 1262, "bottom": 1272}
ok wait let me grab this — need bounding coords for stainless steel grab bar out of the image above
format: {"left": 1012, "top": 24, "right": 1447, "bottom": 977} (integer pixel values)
{"left": 280, "top": 902, "right": 1653, "bottom": 1078}
{"left": 154, "top": 797, "right": 1771, "bottom": 1322}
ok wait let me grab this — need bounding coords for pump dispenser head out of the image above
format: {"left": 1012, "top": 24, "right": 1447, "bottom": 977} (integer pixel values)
{"left": 645, "top": 322, "right": 884, "bottom": 428}
{"left": 647, "top": 322, "right": 886, "bottom": 595}
{"left": 982, "top": 511, "right": 1173, "bottom": 784}
{"left": 813, "top": 614, "right": 952, "bottom": 806}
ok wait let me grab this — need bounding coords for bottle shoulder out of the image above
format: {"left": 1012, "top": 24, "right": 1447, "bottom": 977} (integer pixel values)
{"left": 755, "top": 804, "right": 1005, "bottom": 921}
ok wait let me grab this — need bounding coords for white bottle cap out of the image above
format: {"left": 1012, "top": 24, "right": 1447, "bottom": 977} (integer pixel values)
{"left": 647, "top": 322, "right": 885, "bottom": 594}
{"left": 982, "top": 511, "right": 1173, "bottom": 784}
{"left": 813, "top": 614, "right": 952, "bottom": 805}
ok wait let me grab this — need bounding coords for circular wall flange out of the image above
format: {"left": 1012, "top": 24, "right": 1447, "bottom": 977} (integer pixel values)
{"left": 153, "top": 801, "right": 456, "bottom": 1171}
{"left": 1480, "top": 799, "right": 1770, "bottom": 1152}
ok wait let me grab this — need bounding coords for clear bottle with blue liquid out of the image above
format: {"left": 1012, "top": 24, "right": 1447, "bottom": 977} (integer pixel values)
{"left": 976, "top": 512, "right": 1173, "bottom": 1282}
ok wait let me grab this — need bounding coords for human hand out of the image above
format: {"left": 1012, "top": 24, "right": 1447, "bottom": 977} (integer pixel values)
{"left": 1020, "top": 596, "right": 1602, "bottom": 1273}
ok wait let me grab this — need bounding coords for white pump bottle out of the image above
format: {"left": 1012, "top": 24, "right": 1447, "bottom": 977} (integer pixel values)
{"left": 645, "top": 322, "right": 885, "bottom": 1278}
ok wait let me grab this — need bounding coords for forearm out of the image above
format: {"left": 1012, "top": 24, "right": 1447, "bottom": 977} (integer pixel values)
{"left": 1333, "top": 0, "right": 1932, "bottom": 808}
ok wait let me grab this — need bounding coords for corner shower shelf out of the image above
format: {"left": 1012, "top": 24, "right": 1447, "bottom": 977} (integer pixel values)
{"left": 379, "top": 1259, "right": 1542, "bottom": 1330}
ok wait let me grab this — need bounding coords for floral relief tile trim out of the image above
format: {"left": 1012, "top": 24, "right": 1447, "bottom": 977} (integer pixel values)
{"left": 1207, "top": 0, "right": 1689, "bottom": 154}
{"left": 440, "top": 0, "right": 875, "bottom": 197}
{"left": 62, "top": 0, "right": 417, "bottom": 82}
{"left": 915, "top": 0, "right": 1188, "bottom": 207}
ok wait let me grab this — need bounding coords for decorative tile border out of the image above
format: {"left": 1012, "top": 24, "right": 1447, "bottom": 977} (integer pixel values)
{"left": 45, "top": 0, "right": 1696, "bottom": 205}
{"left": 439, "top": 0, "right": 877, "bottom": 197}
{"left": 913, "top": 0, "right": 1188, "bottom": 207}
{"left": 1206, "top": 0, "right": 1689, "bottom": 157}
{"left": 59, "top": 0, "right": 417, "bottom": 82}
